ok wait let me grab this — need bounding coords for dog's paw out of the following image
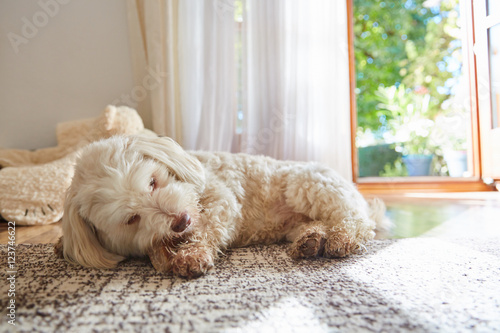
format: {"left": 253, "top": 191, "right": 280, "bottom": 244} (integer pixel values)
{"left": 147, "top": 242, "right": 174, "bottom": 273}
{"left": 288, "top": 232, "right": 326, "bottom": 258}
{"left": 323, "top": 233, "right": 352, "bottom": 258}
{"left": 172, "top": 245, "right": 214, "bottom": 279}
{"left": 54, "top": 236, "right": 64, "bottom": 258}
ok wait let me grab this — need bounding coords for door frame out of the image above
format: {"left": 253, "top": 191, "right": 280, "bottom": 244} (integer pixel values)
{"left": 474, "top": 0, "right": 500, "bottom": 179}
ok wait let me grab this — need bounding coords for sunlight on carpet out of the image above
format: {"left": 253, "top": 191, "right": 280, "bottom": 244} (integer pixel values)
{"left": 227, "top": 297, "right": 328, "bottom": 333}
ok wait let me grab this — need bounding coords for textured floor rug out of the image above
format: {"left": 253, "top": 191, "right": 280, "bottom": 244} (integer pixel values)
{"left": 1, "top": 238, "right": 499, "bottom": 332}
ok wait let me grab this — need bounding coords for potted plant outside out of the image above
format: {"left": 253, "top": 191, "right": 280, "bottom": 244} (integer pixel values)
{"left": 375, "top": 85, "right": 437, "bottom": 176}
{"left": 430, "top": 113, "right": 469, "bottom": 177}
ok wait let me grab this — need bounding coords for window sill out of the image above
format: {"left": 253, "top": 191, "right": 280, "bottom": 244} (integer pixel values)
{"left": 356, "top": 177, "right": 495, "bottom": 194}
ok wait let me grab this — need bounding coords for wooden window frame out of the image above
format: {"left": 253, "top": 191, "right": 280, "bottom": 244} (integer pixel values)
{"left": 347, "top": 0, "right": 494, "bottom": 194}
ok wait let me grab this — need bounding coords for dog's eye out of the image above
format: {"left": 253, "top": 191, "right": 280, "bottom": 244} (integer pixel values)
{"left": 149, "top": 177, "right": 157, "bottom": 191}
{"left": 126, "top": 214, "right": 141, "bottom": 225}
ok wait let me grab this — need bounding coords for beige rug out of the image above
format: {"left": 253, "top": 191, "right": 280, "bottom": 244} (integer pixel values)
{"left": 1, "top": 238, "right": 499, "bottom": 332}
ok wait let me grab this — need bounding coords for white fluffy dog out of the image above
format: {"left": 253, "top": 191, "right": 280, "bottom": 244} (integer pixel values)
{"left": 57, "top": 135, "right": 387, "bottom": 278}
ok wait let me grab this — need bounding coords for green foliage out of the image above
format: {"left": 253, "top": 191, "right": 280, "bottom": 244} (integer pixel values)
{"left": 380, "top": 158, "right": 408, "bottom": 177}
{"left": 358, "top": 144, "right": 401, "bottom": 176}
{"left": 354, "top": 0, "right": 461, "bottom": 132}
{"left": 375, "top": 84, "right": 436, "bottom": 155}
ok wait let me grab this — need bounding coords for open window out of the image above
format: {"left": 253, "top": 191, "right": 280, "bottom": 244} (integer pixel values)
{"left": 348, "top": 0, "right": 496, "bottom": 192}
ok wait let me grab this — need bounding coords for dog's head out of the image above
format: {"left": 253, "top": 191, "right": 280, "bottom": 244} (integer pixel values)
{"left": 60, "top": 135, "right": 205, "bottom": 269}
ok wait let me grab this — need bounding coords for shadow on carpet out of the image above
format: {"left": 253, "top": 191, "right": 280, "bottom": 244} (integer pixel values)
{"left": 1, "top": 238, "right": 499, "bottom": 332}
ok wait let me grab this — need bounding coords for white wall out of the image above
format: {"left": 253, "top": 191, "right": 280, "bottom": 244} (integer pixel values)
{"left": 0, "top": 0, "right": 137, "bottom": 149}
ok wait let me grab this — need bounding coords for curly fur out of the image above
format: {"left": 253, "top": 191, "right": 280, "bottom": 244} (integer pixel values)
{"left": 58, "top": 135, "right": 386, "bottom": 278}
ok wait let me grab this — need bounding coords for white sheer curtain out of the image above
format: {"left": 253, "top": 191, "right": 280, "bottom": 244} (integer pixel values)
{"left": 127, "top": 0, "right": 352, "bottom": 179}
{"left": 127, "top": 0, "right": 236, "bottom": 151}
{"left": 241, "top": 0, "right": 352, "bottom": 180}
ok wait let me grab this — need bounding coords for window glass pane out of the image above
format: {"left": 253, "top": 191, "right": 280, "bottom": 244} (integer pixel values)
{"left": 486, "top": 0, "right": 499, "bottom": 16}
{"left": 354, "top": 0, "right": 471, "bottom": 178}
{"left": 489, "top": 23, "right": 500, "bottom": 129}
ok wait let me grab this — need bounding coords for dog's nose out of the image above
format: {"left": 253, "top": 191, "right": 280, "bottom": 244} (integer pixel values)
{"left": 172, "top": 213, "right": 191, "bottom": 233}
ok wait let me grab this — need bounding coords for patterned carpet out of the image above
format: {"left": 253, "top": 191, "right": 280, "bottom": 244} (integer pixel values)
{"left": 1, "top": 238, "right": 499, "bottom": 332}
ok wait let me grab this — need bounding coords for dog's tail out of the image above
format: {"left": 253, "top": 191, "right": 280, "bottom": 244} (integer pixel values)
{"left": 367, "top": 197, "right": 393, "bottom": 239}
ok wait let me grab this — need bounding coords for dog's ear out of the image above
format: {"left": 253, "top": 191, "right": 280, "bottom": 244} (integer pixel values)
{"left": 61, "top": 191, "right": 124, "bottom": 269}
{"left": 130, "top": 136, "right": 206, "bottom": 191}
